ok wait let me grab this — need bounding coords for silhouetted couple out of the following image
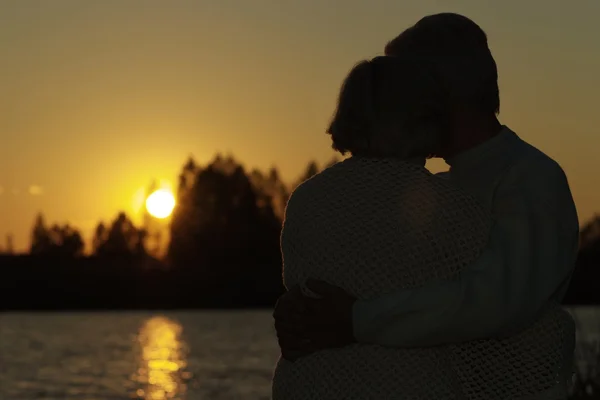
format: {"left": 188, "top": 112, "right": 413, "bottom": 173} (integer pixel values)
{"left": 272, "top": 13, "right": 578, "bottom": 400}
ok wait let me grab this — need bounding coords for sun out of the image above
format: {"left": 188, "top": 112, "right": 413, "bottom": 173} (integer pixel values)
{"left": 146, "top": 189, "right": 176, "bottom": 219}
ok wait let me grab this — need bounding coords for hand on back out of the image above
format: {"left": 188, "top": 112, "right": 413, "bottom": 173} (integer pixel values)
{"left": 273, "top": 279, "right": 357, "bottom": 361}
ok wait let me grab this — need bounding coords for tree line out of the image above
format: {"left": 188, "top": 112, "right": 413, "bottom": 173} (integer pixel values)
{"left": 19, "top": 154, "right": 336, "bottom": 262}
{"left": 0, "top": 153, "right": 599, "bottom": 307}
{"left": 0, "top": 154, "right": 338, "bottom": 308}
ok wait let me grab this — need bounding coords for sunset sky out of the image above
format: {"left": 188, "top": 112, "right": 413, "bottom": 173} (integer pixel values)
{"left": 2, "top": 0, "right": 600, "bottom": 252}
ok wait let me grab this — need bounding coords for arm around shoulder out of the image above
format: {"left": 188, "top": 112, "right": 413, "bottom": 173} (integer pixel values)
{"left": 353, "top": 158, "right": 579, "bottom": 347}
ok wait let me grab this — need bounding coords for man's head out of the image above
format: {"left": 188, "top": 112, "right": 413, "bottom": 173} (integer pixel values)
{"left": 385, "top": 13, "right": 501, "bottom": 157}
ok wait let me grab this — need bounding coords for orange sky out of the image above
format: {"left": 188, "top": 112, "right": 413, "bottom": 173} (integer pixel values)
{"left": 2, "top": 0, "right": 600, "bottom": 252}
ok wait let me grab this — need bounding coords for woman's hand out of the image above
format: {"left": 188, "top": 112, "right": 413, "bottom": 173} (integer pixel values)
{"left": 273, "top": 286, "right": 316, "bottom": 361}
{"left": 273, "top": 280, "right": 357, "bottom": 361}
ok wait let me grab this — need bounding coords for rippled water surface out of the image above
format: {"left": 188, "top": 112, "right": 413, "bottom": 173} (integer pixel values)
{"left": 0, "top": 308, "right": 597, "bottom": 400}
{"left": 0, "top": 311, "right": 279, "bottom": 400}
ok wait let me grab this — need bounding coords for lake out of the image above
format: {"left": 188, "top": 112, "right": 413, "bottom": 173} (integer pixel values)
{"left": 0, "top": 308, "right": 598, "bottom": 400}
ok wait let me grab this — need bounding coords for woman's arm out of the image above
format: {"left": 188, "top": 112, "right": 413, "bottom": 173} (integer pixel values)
{"left": 352, "top": 161, "right": 579, "bottom": 347}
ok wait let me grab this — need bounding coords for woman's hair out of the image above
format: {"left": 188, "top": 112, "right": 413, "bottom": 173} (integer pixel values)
{"left": 327, "top": 56, "right": 448, "bottom": 159}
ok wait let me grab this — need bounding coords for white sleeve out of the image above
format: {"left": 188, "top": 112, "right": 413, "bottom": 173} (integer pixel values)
{"left": 352, "top": 162, "right": 579, "bottom": 347}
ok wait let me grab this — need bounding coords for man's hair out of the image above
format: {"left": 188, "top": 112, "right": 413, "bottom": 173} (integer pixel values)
{"left": 327, "top": 56, "right": 447, "bottom": 159}
{"left": 385, "top": 13, "right": 500, "bottom": 115}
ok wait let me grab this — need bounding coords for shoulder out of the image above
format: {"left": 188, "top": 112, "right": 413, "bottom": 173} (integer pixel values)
{"left": 283, "top": 180, "right": 310, "bottom": 222}
{"left": 283, "top": 162, "right": 344, "bottom": 221}
{"left": 286, "top": 162, "right": 339, "bottom": 205}
{"left": 498, "top": 137, "right": 577, "bottom": 221}
{"left": 505, "top": 138, "right": 570, "bottom": 193}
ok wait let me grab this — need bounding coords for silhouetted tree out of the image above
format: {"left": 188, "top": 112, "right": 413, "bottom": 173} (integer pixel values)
{"left": 564, "top": 217, "right": 600, "bottom": 305}
{"left": 5, "top": 234, "right": 14, "bottom": 254}
{"left": 580, "top": 214, "right": 600, "bottom": 249}
{"left": 168, "top": 155, "right": 284, "bottom": 304}
{"left": 7, "top": 155, "right": 600, "bottom": 312}
{"left": 47, "top": 224, "right": 84, "bottom": 257}
{"left": 92, "top": 222, "right": 107, "bottom": 254}
{"left": 93, "top": 212, "right": 147, "bottom": 257}
{"left": 60, "top": 227, "right": 84, "bottom": 257}
{"left": 29, "top": 213, "right": 84, "bottom": 257}
{"left": 178, "top": 156, "right": 198, "bottom": 197}
{"left": 31, "top": 213, "right": 52, "bottom": 254}
{"left": 299, "top": 160, "right": 319, "bottom": 182}
{"left": 250, "top": 166, "right": 289, "bottom": 219}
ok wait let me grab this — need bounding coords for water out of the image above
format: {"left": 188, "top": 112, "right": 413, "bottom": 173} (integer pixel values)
{"left": 0, "top": 311, "right": 279, "bottom": 400}
{"left": 0, "top": 308, "right": 598, "bottom": 400}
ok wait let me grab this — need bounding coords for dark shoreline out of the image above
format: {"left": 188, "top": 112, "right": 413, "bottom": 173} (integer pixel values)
{"left": 0, "top": 307, "right": 274, "bottom": 313}
{"left": 1, "top": 253, "right": 598, "bottom": 310}
{"left": 0, "top": 254, "right": 284, "bottom": 311}
{"left": 2, "top": 305, "right": 598, "bottom": 313}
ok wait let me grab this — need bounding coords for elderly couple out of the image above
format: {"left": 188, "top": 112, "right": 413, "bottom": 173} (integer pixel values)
{"left": 271, "top": 12, "right": 579, "bottom": 400}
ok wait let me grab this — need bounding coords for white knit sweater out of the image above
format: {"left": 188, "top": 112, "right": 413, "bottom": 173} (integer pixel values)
{"left": 272, "top": 157, "right": 574, "bottom": 400}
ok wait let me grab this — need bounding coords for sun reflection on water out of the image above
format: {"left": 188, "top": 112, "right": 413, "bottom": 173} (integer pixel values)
{"left": 133, "top": 316, "right": 190, "bottom": 399}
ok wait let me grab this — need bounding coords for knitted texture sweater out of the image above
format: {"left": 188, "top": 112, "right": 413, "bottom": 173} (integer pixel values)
{"left": 272, "top": 157, "right": 574, "bottom": 400}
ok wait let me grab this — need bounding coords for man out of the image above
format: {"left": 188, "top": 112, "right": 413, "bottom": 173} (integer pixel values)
{"left": 274, "top": 12, "right": 579, "bottom": 362}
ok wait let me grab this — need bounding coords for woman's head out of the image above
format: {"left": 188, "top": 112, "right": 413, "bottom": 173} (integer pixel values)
{"left": 327, "top": 56, "right": 448, "bottom": 159}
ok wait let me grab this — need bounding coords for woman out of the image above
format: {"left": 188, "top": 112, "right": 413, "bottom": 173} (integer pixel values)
{"left": 272, "top": 56, "right": 573, "bottom": 399}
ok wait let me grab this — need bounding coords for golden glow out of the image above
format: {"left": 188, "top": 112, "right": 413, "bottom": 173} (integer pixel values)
{"left": 4, "top": 1, "right": 600, "bottom": 254}
{"left": 146, "top": 189, "right": 176, "bottom": 219}
{"left": 134, "top": 316, "right": 189, "bottom": 399}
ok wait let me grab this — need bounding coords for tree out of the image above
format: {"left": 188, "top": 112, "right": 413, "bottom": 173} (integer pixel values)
{"left": 92, "top": 222, "right": 108, "bottom": 254}
{"left": 178, "top": 155, "right": 197, "bottom": 197}
{"left": 301, "top": 160, "right": 319, "bottom": 182}
{"left": 31, "top": 213, "right": 52, "bottom": 254}
{"left": 167, "top": 156, "right": 285, "bottom": 304}
{"left": 93, "top": 212, "right": 147, "bottom": 257}
{"left": 60, "top": 227, "right": 84, "bottom": 257}
{"left": 249, "top": 166, "right": 289, "bottom": 219}
{"left": 29, "top": 213, "right": 84, "bottom": 257}
{"left": 5, "top": 234, "right": 14, "bottom": 254}
{"left": 580, "top": 214, "right": 600, "bottom": 250}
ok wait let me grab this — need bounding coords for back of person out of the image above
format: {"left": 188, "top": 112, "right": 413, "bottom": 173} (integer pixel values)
{"left": 273, "top": 157, "right": 490, "bottom": 399}
{"left": 273, "top": 157, "right": 575, "bottom": 400}
{"left": 448, "top": 306, "right": 574, "bottom": 400}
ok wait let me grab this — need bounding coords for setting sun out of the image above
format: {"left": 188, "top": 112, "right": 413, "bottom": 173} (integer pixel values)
{"left": 146, "top": 189, "right": 176, "bottom": 219}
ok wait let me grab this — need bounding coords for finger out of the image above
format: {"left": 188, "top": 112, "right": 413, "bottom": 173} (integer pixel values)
{"left": 273, "top": 289, "right": 304, "bottom": 318}
{"left": 282, "top": 348, "right": 306, "bottom": 362}
{"left": 304, "top": 321, "right": 336, "bottom": 339}
{"left": 281, "top": 339, "right": 321, "bottom": 361}
{"left": 302, "top": 295, "right": 327, "bottom": 308}
{"left": 275, "top": 319, "right": 309, "bottom": 337}
{"left": 278, "top": 337, "right": 305, "bottom": 351}
{"left": 274, "top": 304, "right": 309, "bottom": 324}
{"left": 302, "top": 297, "right": 337, "bottom": 319}
{"left": 275, "top": 297, "right": 337, "bottom": 335}
{"left": 305, "top": 279, "right": 342, "bottom": 297}
{"left": 279, "top": 300, "right": 312, "bottom": 320}
{"left": 282, "top": 346, "right": 319, "bottom": 362}
{"left": 278, "top": 335, "right": 315, "bottom": 357}
{"left": 278, "top": 333, "right": 311, "bottom": 349}
{"left": 274, "top": 309, "right": 318, "bottom": 331}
